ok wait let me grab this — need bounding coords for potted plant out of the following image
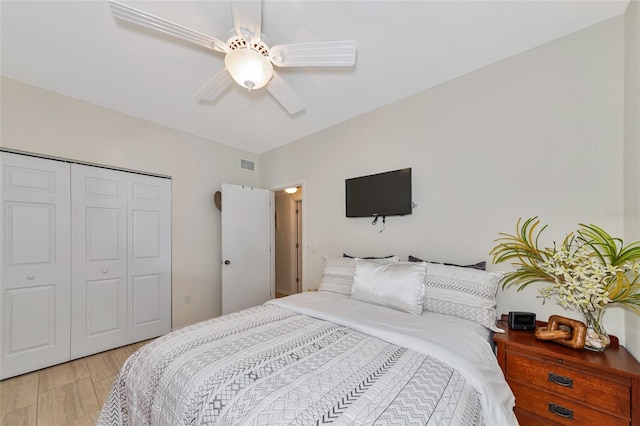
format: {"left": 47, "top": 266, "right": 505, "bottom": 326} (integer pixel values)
{"left": 491, "top": 217, "right": 640, "bottom": 351}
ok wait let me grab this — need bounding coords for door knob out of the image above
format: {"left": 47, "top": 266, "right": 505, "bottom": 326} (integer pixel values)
{"left": 224, "top": 260, "right": 231, "bottom": 265}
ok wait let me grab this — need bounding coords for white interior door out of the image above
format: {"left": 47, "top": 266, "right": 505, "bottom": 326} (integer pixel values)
{"left": 1, "top": 152, "right": 71, "bottom": 379}
{"left": 71, "top": 164, "right": 128, "bottom": 358}
{"left": 221, "top": 184, "right": 274, "bottom": 315}
{"left": 127, "top": 174, "right": 171, "bottom": 343}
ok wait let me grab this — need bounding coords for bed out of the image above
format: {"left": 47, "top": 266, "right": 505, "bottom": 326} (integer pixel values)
{"left": 98, "top": 258, "right": 518, "bottom": 425}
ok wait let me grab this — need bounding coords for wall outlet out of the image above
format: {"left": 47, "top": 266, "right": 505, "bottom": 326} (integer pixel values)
{"left": 184, "top": 294, "right": 191, "bottom": 304}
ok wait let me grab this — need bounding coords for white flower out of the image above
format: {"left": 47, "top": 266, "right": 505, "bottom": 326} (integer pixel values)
{"left": 536, "top": 243, "right": 622, "bottom": 311}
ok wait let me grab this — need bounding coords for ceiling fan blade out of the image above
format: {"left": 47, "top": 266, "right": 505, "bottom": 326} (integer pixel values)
{"left": 230, "top": 0, "right": 262, "bottom": 44}
{"left": 195, "top": 69, "right": 233, "bottom": 102}
{"left": 109, "top": 1, "right": 229, "bottom": 53}
{"left": 266, "top": 72, "right": 305, "bottom": 115}
{"left": 269, "top": 41, "right": 356, "bottom": 67}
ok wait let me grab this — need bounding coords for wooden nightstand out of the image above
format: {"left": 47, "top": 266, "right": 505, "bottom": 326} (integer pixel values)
{"left": 494, "top": 318, "right": 640, "bottom": 425}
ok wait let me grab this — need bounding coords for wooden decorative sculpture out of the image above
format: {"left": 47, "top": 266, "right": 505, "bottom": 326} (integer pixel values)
{"left": 534, "top": 315, "right": 587, "bottom": 349}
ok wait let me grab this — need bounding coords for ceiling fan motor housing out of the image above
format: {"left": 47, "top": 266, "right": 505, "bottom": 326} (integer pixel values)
{"left": 227, "top": 36, "right": 270, "bottom": 56}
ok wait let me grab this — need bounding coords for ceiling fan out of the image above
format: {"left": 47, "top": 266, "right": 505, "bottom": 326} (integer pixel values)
{"left": 109, "top": 0, "right": 357, "bottom": 114}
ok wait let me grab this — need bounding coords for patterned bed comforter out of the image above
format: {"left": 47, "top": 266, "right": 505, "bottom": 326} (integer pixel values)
{"left": 98, "top": 293, "right": 516, "bottom": 426}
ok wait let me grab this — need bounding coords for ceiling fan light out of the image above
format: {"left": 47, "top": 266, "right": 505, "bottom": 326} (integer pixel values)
{"left": 225, "top": 47, "right": 273, "bottom": 90}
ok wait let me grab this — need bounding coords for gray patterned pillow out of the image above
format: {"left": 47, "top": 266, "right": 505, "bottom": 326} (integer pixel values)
{"left": 408, "top": 255, "right": 486, "bottom": 270}
{"left": 423, "top": 263, "right": 504, "bottom": 332}
{"left": 317, "top": 256, "right": 357, "bottom": 295}
{"left": 343, "top": 253, "right": 398, "bottom": 260}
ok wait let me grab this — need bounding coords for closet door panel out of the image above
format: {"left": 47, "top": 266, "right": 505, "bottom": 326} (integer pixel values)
{"left": 131, "top": 274, "right": 161, "bottom": 325}
{"left": 71, "top": 164, "right": 128, "bottom": 358}
{"left": 85, "top": 278, "right": 122, "bottom": 335}
{"left": 5, "top": 285, "right": 56, "bottom": 351}
{"left": 1, "top": 152, "right": 71, "bottom": 379}
{"left": 128, "top": 176, "right": 171, "bottom": 342}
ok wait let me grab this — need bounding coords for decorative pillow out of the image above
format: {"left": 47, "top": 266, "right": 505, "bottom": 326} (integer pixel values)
{"left": 343, "top": 253, "right": 398, "bottom": 260}
{"left": 408, "top": 255, "right": 486, "bottom": 271}
{"left": 423, "top": 263, "right": 503, "bottom": 332}
{"left": 351, "top": 260, "right": 426, "bottom": 315}
{"left": 317, "top": 256, "right": 357, "bottom": 295}
{"left": 318, "top": 256, "right": 399, "bottom": 295}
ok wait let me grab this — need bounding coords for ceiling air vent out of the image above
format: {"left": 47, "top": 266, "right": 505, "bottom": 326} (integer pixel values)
{"left": 240, "top": 159, "right": 255, "bottom": 171}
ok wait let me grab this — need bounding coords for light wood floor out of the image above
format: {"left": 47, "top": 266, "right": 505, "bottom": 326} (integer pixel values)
{"left": 0, "top": 339, "right": 153, "bottom": 426}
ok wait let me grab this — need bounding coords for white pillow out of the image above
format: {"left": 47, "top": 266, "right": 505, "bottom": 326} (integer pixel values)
{"left": 423, "top": 263, "right": 503, "bottom": 332}
{"left": 351, "top": 260, "right": 426, "bottom": 315}
{"left": 318, "top": 256, "right": 400, "bottom": 295}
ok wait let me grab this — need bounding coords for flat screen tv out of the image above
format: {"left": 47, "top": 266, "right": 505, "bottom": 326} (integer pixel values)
{"left": 345, "top": 168, "right": 412, "bottom": 218}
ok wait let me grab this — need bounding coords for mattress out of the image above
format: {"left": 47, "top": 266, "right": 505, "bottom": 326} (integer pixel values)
{"left": 98, "top": 291, "right": 516, "bottom": 425}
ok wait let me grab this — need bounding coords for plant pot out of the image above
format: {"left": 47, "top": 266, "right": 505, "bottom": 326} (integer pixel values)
{"left": 582, "top": 309, "right": 610, "bottom": 352}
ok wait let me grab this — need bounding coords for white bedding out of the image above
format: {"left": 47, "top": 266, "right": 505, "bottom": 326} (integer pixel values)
{"left": 268, "top": 292, "right": 516, "bottom": 426}
{"left": 98, "top": 291, "right": 517, "bottom": 425}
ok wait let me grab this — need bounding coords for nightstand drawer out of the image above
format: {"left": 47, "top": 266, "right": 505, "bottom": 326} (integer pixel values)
{"left": 510, "top": 381, "right": 629, "bottom": 426}
{"left": 506, "top": 351, "right": 630, "bottom": 417}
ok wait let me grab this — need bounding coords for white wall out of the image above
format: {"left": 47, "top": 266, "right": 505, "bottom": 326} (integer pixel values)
{"left": 260, "top": 18, "right": 629, "bottom": 342}
{"left": 624, "top": 0, "right": 640, "bottom": 360}
{"left": 0, "top": 78, "right": 260, "bottom": 329}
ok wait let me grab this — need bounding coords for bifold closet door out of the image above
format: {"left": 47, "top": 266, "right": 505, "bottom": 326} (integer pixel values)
{"left": 127, "top": 173, "right": 171, "bottom": 343}
{"left": 71, "top": 164, "right": 171, "bottom": 357}
{"left": 0, "top": 152, "right": 71, "bottom": 379}
{"left": 71, "top": 164, "right": 128, "bottom": 358}
{"left": 1, "top": 153, "right": 171, "bottom": 375}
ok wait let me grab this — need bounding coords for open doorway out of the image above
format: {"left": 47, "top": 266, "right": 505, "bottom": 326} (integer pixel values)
{"left": 274, "top": 186, "right": 302, "bottom": 298}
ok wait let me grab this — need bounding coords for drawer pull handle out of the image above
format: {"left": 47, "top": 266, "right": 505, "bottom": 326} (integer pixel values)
{"left": 548, "top": 402, "right": 573, "bottom": 419}
{"left": 548, "top": 373, "right": 573, "bottom": 388}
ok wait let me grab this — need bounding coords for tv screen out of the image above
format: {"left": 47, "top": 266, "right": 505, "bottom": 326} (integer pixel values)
{"left": 345, "top": 168, "right": 412, "bottom": 217}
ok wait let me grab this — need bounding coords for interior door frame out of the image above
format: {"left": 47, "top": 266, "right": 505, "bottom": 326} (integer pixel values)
{"left": 270, "top": 180, "right": 305, "bottom": 293}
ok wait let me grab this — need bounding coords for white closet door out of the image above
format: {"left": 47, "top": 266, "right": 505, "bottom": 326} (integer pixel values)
{"left": 1, "top": 152, "right": 71, "bottom": 379}
{"left": 127, "top": 174, "right": 171, "bottom": 343}
{"left": 71, "top": 164, "right": 128, "bottom": 358}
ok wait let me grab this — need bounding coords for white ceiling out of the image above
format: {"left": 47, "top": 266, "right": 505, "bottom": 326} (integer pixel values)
{"left": 1, "top": 1, "right": 629, "bottom": 154}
